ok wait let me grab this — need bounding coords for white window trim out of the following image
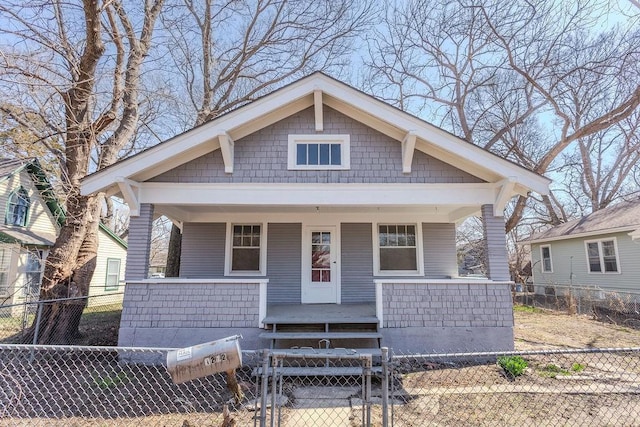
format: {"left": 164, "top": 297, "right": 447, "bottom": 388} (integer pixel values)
{"left": 105, "top": 258, "right": 122, "bottom": 290}
{"left": 0, "top": 248, "right": 12, "bottom": 297}
{"left": 540, "top": 244, "right": 553, "bottom": 273}
{"left": 224, "top": 222, "right": 267, "bottom": 276}
{"left": 373, "top": 223, "right": 424, "bottom": 276}
{"left": 287, "top": 134, "right": 350, "bottom": 170}
{"left": 584, "top": 237, "right": 621, "bottom": 274}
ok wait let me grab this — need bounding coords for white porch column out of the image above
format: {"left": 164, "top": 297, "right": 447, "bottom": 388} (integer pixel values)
{"left": 125, "top": 203, "right": 154, "bottom": 281}
{"left": 481, "top": 204, "right": 511, "bottom": 281}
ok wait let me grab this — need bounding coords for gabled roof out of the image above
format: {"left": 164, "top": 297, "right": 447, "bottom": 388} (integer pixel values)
{"left": 0, "top": 158, "right": 127, "bottom": 248}
{"left": 81, "top": 72, "right": 550, "bottom": 198}
{"left": 526, "top": 197, "right": 640, "bottom": 244}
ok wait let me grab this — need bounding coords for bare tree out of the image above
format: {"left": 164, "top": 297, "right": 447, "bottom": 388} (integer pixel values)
{"left": 161, "top": 0, "right": 377, "bottom": 275}
{"left": 557, "top": 112, "right": 640, "bottom": 214}
{"left": 365, "top": 0, "right": 640, "bottom": 232}
{"left": 0, "top": 0, "right": 164, "bottom": 343}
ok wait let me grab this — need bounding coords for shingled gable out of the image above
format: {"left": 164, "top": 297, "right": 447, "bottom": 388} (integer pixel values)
{"left": 81, "top": 72, "right": 549, "bottom": 204}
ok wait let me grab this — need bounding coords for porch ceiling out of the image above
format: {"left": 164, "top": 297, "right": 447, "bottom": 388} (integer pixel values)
{"left": 156, "top": 203, "right": 481, "bottom": 223}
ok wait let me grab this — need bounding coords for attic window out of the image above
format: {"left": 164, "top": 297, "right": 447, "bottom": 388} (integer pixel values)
{"left": 6, "top": 187, "right": 30, "bottom": 227}
{"left": 288, "top": 134, "right": 350, "bottom": 170}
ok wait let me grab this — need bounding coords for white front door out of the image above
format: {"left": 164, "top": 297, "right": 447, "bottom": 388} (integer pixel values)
{"left": 302, "top": 226, "right": 339, "bottom": 304}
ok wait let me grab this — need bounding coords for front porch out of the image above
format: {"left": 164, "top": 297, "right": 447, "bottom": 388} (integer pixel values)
{"left": 117, "top": 278, "right": 515, "bottom": 352}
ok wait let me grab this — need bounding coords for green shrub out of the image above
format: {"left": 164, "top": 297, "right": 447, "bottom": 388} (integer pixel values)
{"left": 498, "top": 356, "right": 528, "bottom": 378}
{"left": 92, "top": 372, "right": 128, "bottom": 389}
{"left": 513, "top": 305, "right": 543, "bottom": 313}
{"left": 539, "top": 363, "right": 570, "bottom": 378}
{"left": 571, "top": 363, "right": 585, "bottom": 372}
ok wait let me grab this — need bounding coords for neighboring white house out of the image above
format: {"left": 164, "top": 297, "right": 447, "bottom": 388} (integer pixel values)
{"left": 81, "top": 72, "right": 550, "bottom": 352}
{"left": 525, "top": 198, "right": 640, "bottom": 295}
{"left": 0, "top": 159, "right": 127, "bottom": 312}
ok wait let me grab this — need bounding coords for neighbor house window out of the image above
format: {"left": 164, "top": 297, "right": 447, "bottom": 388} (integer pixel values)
{"left": 377, "top": 224, "right": 421, "bottom": 274}
{"left": 227, "top": 224, "right": 265, "bottom": 275}
{"left": 6, "top": 187, "right": 30, "bottom": 226}
{"left": 105, "top": 258, "right": 121, "bottom": 290}
{"left": 585, "top": 239, "right": 619, "bottom": 273}
{"left": 540, "top": 245, "right": 553, "bottom": 273}
{"left": 23, "top": 250, "right": 42, "bottom": 297}
{"left": 0, "top": 248, "right": 10, "bottom": 296}
{"left": 287, "top": 134, "right": 350, "bottom": 170}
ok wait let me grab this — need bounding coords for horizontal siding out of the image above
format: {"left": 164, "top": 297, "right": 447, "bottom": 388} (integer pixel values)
{"left": 266, "top": 223, "right": 301, "bottom": 304}
{"left": 1, "top": 170, "right": 58, "bottom": 239}
{"left": 180, "top": 223, "right": 225, "bottom": 278}
{"left": 481, "top": 205, "right": 510, "bottom": 281}
{"left": 89, "top": 229, "right": 127, "bottom": 299}
{"left": 125, "top": 204, "right": 154, "bottom": 281}
{"left": 341, "top": 223, "right": 375, "bottom": 303}
{"left": 531, "top": 231, "right": 640, "bottom": 292}
{"left": 150, "top": 106, "right": 484, "bottom": 185}
{"left": 422, "top": 223, "right": 457, "bottom": 278}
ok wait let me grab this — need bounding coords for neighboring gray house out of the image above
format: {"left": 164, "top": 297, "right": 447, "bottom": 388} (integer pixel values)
{"left": 81, "top": 73, "right": 550, "bottom": 352}
{"left": 526, "top": 198, "right": 640, "bottom": 295}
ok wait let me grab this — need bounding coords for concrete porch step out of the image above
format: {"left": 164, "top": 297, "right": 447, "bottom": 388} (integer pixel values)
{"left": 252, "top": 366, "right": 383, "bottom": 377}
{"left": 259, "top": 332, "right": 382, "bottom": 340}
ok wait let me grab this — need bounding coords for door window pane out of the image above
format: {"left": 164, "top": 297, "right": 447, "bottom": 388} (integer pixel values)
{"left": 311, "top": 231, "right": 331, "bottom": 282}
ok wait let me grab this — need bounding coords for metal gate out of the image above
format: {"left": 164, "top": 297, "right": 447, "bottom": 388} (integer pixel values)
{"left": 255, "top": 348, "right": 390, "bottom": 427}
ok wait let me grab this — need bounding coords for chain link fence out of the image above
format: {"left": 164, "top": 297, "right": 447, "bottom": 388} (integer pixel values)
{"left": 0, "top": 292, "right": 123, "bottom": 345}
{"left": 515, "top": 284, "right": 640, "bottom": 328}
{"left": 388, "top": 347, "right": 640, "bottom": 427}
{"left": 1, "top": 344, "right": 639, "bottom": 426}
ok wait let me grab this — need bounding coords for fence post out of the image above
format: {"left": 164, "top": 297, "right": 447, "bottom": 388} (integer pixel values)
{"left": 29, "top": 301, "right": 44, "bottom": 362}
{"left": 259, "top": 349, "right": 269, "bottom": 427}
{"left": 364, "top": 355, "right": 372, "bottom": 427}
{"left": 381, "top": 347, "right": 389, "bottom": 427}
{"left": 270, "top": 353, "right": 278, "bottom": 427}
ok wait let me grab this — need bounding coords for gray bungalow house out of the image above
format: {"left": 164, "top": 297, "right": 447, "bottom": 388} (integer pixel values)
{"left": 526, "top": 198, "right": 640, "bottom": 295}
{"left": 81, "top": 73, "right": 550, "bottom": 352}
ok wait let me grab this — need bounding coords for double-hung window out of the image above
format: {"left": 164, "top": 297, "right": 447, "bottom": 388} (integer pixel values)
{"left": 540, "top": 245, "right": 553, "bottom": 273}
{"left": 585, "top": 239, "right": 619, "bottom": 273}
{"left": 105, "top": 258, "right": 121, "bottom": 290}
{"left": 288, "top": 135, "right": 350, "bottom": 170}
{"left": 376, "top": 224, "right": 421, "bottom": 274}
{"left": 0, "top": 249, "right": 10, "bottom": 296}
{"left": 227, "top": 224, "right": 265, "bottom": 275}
{"left": 24, "top": 250, "right": 42, "bottom": 297}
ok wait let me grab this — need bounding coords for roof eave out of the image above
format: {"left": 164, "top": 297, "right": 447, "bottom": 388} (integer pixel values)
{"left": 523, "top": 225, "right": 640, "bottom": 245}
{"left": 80, "top": 72, "right": 550, "bottom": 197}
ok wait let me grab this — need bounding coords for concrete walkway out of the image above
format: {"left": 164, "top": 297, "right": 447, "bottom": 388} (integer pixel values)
{"left": 284, "top": 386, "right": 359, "bottom": 427}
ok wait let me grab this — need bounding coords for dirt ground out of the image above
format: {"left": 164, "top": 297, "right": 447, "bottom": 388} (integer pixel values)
{"left": 513, "top": 307, "right": 640, "bottom": 350}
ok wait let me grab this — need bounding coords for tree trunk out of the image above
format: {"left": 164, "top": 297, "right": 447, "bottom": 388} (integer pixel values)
{"left": 23, "top": 195, "right": 101, "bottom": 344}
{"left": 165, "top": 224, "right": 182, "bottom": 277}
